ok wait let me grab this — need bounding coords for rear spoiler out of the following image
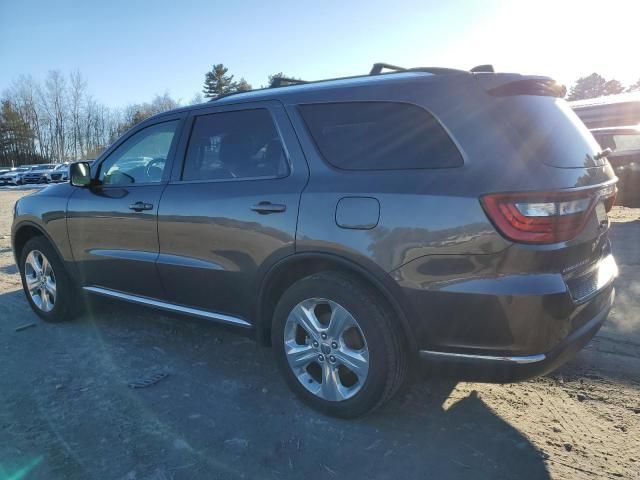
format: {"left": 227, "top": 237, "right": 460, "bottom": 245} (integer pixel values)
{"left": 486, "top": 77, "right": 567, "bottom": 98}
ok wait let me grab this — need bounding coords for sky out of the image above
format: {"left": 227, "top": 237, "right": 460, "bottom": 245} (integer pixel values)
{"left": 1, "top": 0, "right": 639, "bottom": 107}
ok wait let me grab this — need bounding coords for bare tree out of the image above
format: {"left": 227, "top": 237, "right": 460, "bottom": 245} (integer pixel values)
{"left": 4, "top": 76, "right": 45, "bottom": 159}
{"left": 190, "top": 92, "right": 204, "bottom": 105}
{"left": 1, "top": 69, "right": 182, "bottom": 165}
{"left": 37, "top": 70, "right": 68, "bottom": 161}
{"left": 69, "top": 70, "right": 87, "bottom": 159}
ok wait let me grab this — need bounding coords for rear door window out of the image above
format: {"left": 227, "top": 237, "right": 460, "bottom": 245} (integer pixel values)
{"left": 298, "top": 102, "right": 463, "bottom": 170}
{"left": 182, "top": 109, "right": 289, "bottom": 181}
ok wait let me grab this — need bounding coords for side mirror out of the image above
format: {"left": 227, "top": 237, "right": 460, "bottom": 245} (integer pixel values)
{"left": 70, "top": 162, "right": 92, "bottom": 187}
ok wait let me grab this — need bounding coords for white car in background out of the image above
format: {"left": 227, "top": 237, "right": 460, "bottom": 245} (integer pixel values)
{"left": 0, "top": 166, "right": 32, "bottom": 185}
{"left": 21, "top": 164, "right": 57, "bottom": 184}
{"left": 50, "top": 163, "right": 70, "bottom": 182}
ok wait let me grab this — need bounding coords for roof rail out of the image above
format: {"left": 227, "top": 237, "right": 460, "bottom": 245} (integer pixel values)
{"left": 208, "top": 91, "right": 245, "bottom": 102}
{"left": 470, "top": 64, "right": 495, "bottom": 73}
{"left": 208, "top": 76, "right": 308, "bottom": 102}
{"left": 370, "top": 62, "right": 468, "bottom": 76}
{"left": 270, "top": 77, "right": 308, "bottom": 88}
{"left": 208, "top": 62, "right": 491, "bottom": 102}
{"left": 369, "top": 62, "right": 406, "bottom": 75}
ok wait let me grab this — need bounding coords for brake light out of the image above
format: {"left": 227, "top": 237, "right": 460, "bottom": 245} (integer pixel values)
{"left": 481, "top": 186, "right": 616, "bottom": 244}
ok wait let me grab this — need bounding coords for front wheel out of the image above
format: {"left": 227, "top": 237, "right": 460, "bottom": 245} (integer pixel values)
{"left": 19, "top": 236, "right": 79, "bottom": 322}
{"left": 272, "top": 272, "right": 408, "bottom": 418}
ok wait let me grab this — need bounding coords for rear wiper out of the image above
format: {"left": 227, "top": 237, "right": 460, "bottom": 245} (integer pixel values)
{"left": 594, "top": 148, "right": 612, "bottom": 161}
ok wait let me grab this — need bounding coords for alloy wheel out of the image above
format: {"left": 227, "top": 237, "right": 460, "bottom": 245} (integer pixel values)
{"left": 283, "top": 298, "right": 369, "bottom": 401}
{"left": 24, "top": 250, "right": 56, "bottom": 312}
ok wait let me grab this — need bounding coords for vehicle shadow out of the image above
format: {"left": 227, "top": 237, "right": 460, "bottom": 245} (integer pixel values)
{"left": 0, "top": 293, "right": 550, "bottom": 480}
{"left": 0, "top": 263, "right": 18, "bottom": 275}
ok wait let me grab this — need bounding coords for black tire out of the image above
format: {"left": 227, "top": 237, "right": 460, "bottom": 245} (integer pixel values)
{"left": 272, "top": 272, "right": 408, "bottom": 418}
{"left": 19, "top": 236, "right": 80, "bottom": 322}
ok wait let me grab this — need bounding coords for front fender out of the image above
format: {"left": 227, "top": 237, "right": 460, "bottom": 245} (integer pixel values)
{"left": 11, "top": 184, "right": 75, "bottom": 265}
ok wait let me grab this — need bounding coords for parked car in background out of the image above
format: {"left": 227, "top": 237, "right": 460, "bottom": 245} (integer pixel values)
{"left": 571, "top": 93, "right": 640, "bottom": 129}
{"left": 12, "top": 64, "right": 617, "bottom": 417}
{"left": 571, "top": 95, "right": 640, "bottom": 207}
{"left": 21, "top": 164, "right": 57, "bottom": 184}
{"left": 50, "top": 163, "right": 70, "bottom": 182}
{"left": 590, "top": 126, "right": 640, "bottom": 206}
{"left": 0, "top": 166, "right": 31, "bottom": 185}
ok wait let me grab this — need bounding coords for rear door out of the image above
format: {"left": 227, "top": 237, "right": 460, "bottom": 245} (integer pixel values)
{"left": 156, "top": 101, "right": 309, "bottom": 322}
{"left": 67, "top": 115, "right": 184, "bottom": 298}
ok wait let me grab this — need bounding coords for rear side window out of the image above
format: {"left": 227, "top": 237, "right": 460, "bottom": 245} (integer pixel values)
{"left": 299, "top": 102, "right": 463, "bottom": 170}
{"left": 182, "top": 109, "right": 288, "bottom": 181}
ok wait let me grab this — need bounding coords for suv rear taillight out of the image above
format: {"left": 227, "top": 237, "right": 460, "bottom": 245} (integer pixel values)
{"left": 481, "top": 185, "right": 616, "bottom": 244}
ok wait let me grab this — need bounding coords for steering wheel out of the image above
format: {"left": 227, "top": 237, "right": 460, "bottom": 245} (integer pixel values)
{"left": 145, "top": 157, "right": 165, "bottom": 181}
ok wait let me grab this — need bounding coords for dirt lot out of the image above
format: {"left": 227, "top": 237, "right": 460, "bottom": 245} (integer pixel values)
{"left": 0, "top": 189, "right": 638, "bottom": 480}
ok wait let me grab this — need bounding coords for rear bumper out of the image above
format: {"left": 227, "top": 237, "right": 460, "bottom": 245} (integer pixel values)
{"left": 418, "top": 286, "right": 613, "bottom": 381}
{"left": 392, "top": 247, "right": 617, "bottom": 381}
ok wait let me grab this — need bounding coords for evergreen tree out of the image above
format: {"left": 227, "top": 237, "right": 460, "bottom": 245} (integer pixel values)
{"left": 235, "top": 78, "right": 252, "bottom": 92}
{"left": 567, "top": 73, "right": 606, "bottom": 101}
{"left": 266, "top": 72, "right": 300, "bottom": 88}
{"left": 602, "top": 79, "right": 624, "bottom": 96}
{"left": 203, "top": 64, "right": 235, "bottom": 98}
{"left": 567, "top": 73, "right": 625, "bottom": 101}
{"left": 626, "top": 78, "right": 640, "bottom": 92}
{"left": 0, "top": 100, "right": 39, "bottom": 166}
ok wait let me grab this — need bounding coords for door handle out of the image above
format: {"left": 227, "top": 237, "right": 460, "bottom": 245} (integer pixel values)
{"left": 129, "top": 201, "right": 154, "bottom": 212}
{"left": 251, "top": 202, "right": 286, "bottom": 214}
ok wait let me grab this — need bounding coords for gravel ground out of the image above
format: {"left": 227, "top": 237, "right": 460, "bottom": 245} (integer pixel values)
{"left": 0, "top": 189, "right": 638, "bottom": 480}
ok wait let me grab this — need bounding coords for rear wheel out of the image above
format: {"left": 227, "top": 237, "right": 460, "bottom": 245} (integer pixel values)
{"left": 20, "top": 236, "right": 79, "bottom": 322}
{"left": 272, "top": 272, "right": 408, "bottom": 418}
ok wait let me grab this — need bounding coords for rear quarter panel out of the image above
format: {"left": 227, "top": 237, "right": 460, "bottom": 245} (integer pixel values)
{"left": 284, "top": 76, "right": 617, "bottom": 354}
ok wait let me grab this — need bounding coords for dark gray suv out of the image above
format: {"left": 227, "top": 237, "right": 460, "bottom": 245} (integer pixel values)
{"left": 12, "top": 65, "right": 618, "bottom": 418}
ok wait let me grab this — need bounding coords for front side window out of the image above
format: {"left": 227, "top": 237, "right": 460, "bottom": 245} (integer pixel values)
{"left": 182, "top": 109, "right": 288, "bottom": 181}
{"left": 99, "top": 120, "right": 179, "bottom": 185}
{"left": 299, "top": 102, "right": 463, "bottom": 170}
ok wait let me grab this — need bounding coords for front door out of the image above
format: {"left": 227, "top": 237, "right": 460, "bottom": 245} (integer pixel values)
{"left": 67, "top": 117, "right": 183, "bottom": 298}
{"left": 156, "top": 102, "right": 309, "bottom": 321}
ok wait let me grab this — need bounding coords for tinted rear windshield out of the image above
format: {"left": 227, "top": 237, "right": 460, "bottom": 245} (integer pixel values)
{"left": 498, "top": 97, "right": 602, "bottom": 168}
{"left": 299, "top": 102, "right": 463, "bottom": 170}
